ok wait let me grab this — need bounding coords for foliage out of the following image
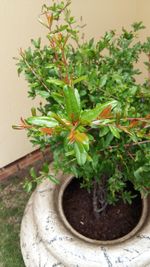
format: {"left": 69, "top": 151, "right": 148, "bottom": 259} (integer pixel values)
{"left": 13, "top": 0, "right": 150, "bottom": 207}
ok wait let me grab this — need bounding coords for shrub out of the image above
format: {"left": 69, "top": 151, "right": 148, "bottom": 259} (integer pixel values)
{"left": 13, "top": 0, "right": 150, "bottom": 212}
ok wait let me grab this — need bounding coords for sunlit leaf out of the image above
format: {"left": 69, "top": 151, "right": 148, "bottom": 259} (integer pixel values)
{"left": 99, "top": 127, "right": 109, "bottom": 137}
{"left": 109, "top": 125, "right": 120, "bottom": 139}
{"left": 23, "top": 181, "right": 33, "bottom": 193}
{"left": 36, "top": 90, "right": 50, "bottom": 99}
{"left": 47, "top": 174, "right": 60, "bottom": 184}
{"left": 74, "top": 131, "right": 89, "bottom": 144}
{"left": 74, "top": 142, "right": 87, "bottom": 165}
{"left": 99, "top": 74, "right": 107, "bottom": 87}
{"left": 51, "top": 92, "right": 64, "bottom": 104}
{"left": 81, "top": 100, "right": 118, "bottom": 123}
{"left": 73, "top": 75, "right": 87, "bottom": 85}
{"left": 27, "top": 116, "right": 58, "bottom": 127}
{"left": 30, "top": 167, "right": 36, "bottom": 178}
{"left": 118, "top": 125, "right": 132, "bottom": 134}
{"left": 63, "top": 85, "right": 81, "bottom": 122}
{"left": 46, "top": 78, "right": 65, "bottom": 87}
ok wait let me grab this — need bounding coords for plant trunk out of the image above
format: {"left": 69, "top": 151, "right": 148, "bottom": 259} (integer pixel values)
{"left": 92, "top": 176, "right": 108, "bottom": 218}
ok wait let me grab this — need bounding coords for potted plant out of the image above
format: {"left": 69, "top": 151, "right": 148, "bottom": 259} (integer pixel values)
{"left": 13, "top": 0, "right": 150, "bottom": 266}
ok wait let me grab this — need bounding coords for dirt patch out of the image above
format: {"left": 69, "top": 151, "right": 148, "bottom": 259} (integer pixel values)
{"left": 63, "top": 178, "right": 142, "bottom": 240}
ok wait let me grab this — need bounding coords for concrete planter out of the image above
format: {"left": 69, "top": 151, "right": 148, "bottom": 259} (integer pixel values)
{"left": 21, "top": 167, "right": 150, "bottom": 267}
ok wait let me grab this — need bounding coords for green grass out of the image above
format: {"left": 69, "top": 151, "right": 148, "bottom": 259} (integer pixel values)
{"left": 0, "top": 176, "right": 31, "bottom": 267}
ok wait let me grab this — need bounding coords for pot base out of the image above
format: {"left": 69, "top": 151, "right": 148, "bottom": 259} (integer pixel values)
{"left": 21, "top": 167, "right": 150, "bottom": 267}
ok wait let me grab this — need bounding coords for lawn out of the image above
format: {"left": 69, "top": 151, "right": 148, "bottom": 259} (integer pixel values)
{"left": 0, "top": 176, "right": 31, "bottom": 267}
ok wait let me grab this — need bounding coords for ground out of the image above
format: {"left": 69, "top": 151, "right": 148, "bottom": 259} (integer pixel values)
{"left": 0, "top": 176, "right": 31, "bottom": 267}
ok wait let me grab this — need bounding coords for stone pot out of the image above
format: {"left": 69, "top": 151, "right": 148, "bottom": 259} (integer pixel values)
{"left": 21, "top": 165, "right": 150, "bottom": 267}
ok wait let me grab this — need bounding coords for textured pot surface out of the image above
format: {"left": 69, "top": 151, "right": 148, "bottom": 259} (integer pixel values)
{"left": 21, "top": 167, "right": 150, "bottom": 267}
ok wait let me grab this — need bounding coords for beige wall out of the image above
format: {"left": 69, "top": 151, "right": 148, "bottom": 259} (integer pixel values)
{"left": 71, "top": 0, "right": 137, "bottom": 39}
{"left": 136, "top": 0, "right": 150, "bottom": 81}
{"left": 0, "top": 0, "right": 49, "bottom": 168}
{"left": 137, "top": 0, "right": 150, "bottom": 38}
{"left": 0, "top": 0, "right": 148, "bottom": 167}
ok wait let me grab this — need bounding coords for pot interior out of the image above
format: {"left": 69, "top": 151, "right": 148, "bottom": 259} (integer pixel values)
{"left": 58, "top": 177, "right": 148, "bottom": 245}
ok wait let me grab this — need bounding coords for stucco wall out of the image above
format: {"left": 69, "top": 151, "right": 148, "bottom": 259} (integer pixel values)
{"left": 0, "top": 0, "right": 147, "bottom": 167}
{"left": 0, "top": 0, "right": 49, "bottom": 168}
{"left": 136, "top": 0, "right": 150, "bottom": 81}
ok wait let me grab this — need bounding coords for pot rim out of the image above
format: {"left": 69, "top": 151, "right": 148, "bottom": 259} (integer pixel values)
{"left": 58, "top": 176, "right": 148, "bottom": 245}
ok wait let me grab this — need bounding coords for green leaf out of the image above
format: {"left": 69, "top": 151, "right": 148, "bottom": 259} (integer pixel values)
{"left": 63, "top": 85, "right": 81, "bottom": 122}
{"left": 23, "top": 181, "right": 33, "bottom": 193}
{"left": 52, "top": 113, "right": 70, "bottom": 128}
{"left": 51, "top": 92, "right": 64, "bottom": 104}
{"left": 134, "top": 167, "right": 143, "bottom": 181}
{"left": 27, "top": 116, "right": 58, "bottom": 127}
{"left": 81, "top": 100, "right": 118, "bottom": 123}
{"left": 31, "top": 38, "right": 41, "bottom": 48}
{"left": 134, "top": 165, "right": 150, "bottom": 181}
{"left": 99, "top": 126, "right": 109, "bottom": 137}
{"left": 42, "top": 163, "right": 49, "bottom": 174}
{"left": 73, "top": 75, "right": 87, "bottom": 85}
{"left": 31, "top": 82, "right": 39, "bottom": 89}
{"left": 128, "top": 86, "right": 138, "bottom": 96}
{"left": 46, "top": 78, "right": 65, "bottom": 87}
{"left": 31, "top": 107, "right": 36, "bottom": 116}
{"left": 45, "top": 64, "right": 56, "bottom": 69}
{"left": 30, "top": 167, "right": 36, "bottom": 178}
{"left": 65, "top": 150, "right": 75, "bottom": 156}
{"left": 74, "top": 88, "right": 81, "bottom": 110}
{"left": 99, "top": 75, "right": 108, "bottom": 87}
{"left": 132, "top": 22, "right": 145, "bottom": 32}
{"left": 74, "top": 131, "right": 89, "bottom": 145}
{"left": 109, "top": 125, "right": 120, "bottom": 139}
{"left": 129, "top": 132, "right": 138, "bottom": 142}
{"left": 36, "top": 90, "right": 50, "bottom": 99}
{"left": 47, "top": 174, "right": 60, "bottom": 184}
{"left": 104, "top": 132, "right": 114, "bottom": 147}
{"left": 74, "top": 142, "right": 87, "bottom": 165}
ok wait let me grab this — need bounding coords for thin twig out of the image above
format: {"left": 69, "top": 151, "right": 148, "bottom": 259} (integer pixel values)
{"left": 20, "top": 51, "right": 50, "bottom": 91}
{"left": 107, "top": 140, "right": 150, "bottom": 151}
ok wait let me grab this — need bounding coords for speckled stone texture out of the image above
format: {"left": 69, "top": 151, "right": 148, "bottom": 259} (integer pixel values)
{"left": 20, "top": 168, "right": 150, "bottom": 267}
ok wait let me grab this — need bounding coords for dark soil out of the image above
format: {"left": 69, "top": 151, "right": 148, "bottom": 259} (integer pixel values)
{"left": 63, "top": 178, "right": 142, "bottom": 241}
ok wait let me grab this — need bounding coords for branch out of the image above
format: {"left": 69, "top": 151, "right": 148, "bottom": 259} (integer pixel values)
{"left": 20, "top": 50, "right": 50, "bottom": 92}
{"left": 108, "top": 140, "right": 150, "bottom": 151}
